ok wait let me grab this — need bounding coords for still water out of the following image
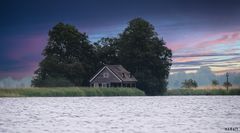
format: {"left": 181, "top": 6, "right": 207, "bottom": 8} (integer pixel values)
{"left": 0, "top": 96, "right": 240, "bottom": 133}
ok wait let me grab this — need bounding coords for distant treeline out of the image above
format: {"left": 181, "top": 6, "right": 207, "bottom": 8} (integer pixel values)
{"left": 168, "top": 66, "right": 240, "bottom": 89}
{"left": 32, "top": 18, "right": 172, "bottom": 95}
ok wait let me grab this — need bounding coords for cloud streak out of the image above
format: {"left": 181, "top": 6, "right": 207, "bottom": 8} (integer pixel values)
{"left": 196, "top": 32, "right": 240, "bottom": 48}
{"left": 170, "top": 30, "right": 240, "bottom": 74}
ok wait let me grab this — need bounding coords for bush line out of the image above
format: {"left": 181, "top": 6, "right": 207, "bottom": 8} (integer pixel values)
{"left": 0, "top": 87, "right": 145, "bottom": 97}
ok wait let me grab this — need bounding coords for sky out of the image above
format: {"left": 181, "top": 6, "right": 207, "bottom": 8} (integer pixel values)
{"left": 0, "top": 0, "right": 240, "bottom": 79}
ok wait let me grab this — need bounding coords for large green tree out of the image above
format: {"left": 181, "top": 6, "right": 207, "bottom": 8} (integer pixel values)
{"left": 94, "top": 37, "right": 119, "bottom": 66}
{"left": 118, "top": 18, "right": 172, "bottom": 95}
{"left": 32, "top": 23, "right": 97, "bottom": 87}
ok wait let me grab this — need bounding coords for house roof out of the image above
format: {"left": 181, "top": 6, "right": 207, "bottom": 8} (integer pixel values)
{"left": 89, "top": 65, "right": 137, "bottom": 82}
{"left": 106, "top": 65, "right": 137, "bottom": 82}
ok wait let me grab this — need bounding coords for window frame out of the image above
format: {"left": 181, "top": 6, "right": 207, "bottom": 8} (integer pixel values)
{"left": 103, "top": 72, "right": 109, "bottom": 78}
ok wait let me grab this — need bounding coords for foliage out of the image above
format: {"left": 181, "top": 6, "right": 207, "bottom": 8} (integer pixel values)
{"left": 94, "top": 37, "right": 119, "bottom": 65}
{"left": 117, "top": 18, "right": 172, "bottom": 95}
{"left": 211, "top": 80, "right": 219, "bottom": 86}
{"left": 31, "top": 76, "right": 74, "bottom": 87}
{"left": 32, "top": 23, "right": 98, "bottom": 87}
{"left": 165, "top": 88, "right": 240, "bottom": 95}
{"left": 223, "top": 81, "right": 232, "bottom": 88}
{"left": 181, "top": 79, "right": 198, "bottom": 88}
{"left": 0, "top": 87, "right": 145, "bottom": 97}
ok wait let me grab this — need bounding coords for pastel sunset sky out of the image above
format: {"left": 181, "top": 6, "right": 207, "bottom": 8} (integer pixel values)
{"left": 1, "top": 0, "right": 240, "bottom": 79}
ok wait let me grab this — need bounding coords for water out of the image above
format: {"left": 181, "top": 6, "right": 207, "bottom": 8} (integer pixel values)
{"left": 0, "top": 96, "right": 240, "bottom": 133}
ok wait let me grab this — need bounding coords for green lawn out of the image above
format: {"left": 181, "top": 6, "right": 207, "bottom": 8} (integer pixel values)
{"left": 0, "top": 87, "right": 145, "bottom": 97}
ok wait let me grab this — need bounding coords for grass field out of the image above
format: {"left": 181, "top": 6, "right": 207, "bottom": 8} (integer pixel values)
{"left": 0, "top": 87, "right": 145, "bottom": 97}
{"left": 165, "top": 88, "right": 240, "bottom": 95}
{"left": 1, "top": 87, "right": 239, "bottom": 97}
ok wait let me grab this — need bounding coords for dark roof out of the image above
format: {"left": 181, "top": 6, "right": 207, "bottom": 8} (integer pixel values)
{"left": 106, "top": 65, "right": 137, "bottom": 82}
{"left": 90, "top": 65, "right": 137, "bottom": 82}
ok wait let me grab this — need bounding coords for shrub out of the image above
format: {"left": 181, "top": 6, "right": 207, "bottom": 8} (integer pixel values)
{"left": 181, "top": 79, "right": 198, "bottom": 88}
{"left": 223, "top": 82, "right": 232, "bottom": 89}
{"left": 212, "top": 80, "right": 219, "bottom": 86}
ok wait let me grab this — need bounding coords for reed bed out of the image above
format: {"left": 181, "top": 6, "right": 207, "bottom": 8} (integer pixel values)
{"left": 165, "top": 88, "right": 240, "bottom": 95}
{"left": 0, "top": 87, "right": 145, "bottom": 97}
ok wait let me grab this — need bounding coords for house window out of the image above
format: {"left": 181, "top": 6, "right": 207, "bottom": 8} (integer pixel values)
{"left": 129, "top": 73, "right": 132, "bottom": 78}
{"left": 94, "top": 83, "right": 99, "bottom": 87}
{"left": 103, "top": 72, "right": 109, "bottom": 78}
{"left": 102, "top": 83, "right": 108, "bottom": 88}
{"left": 122, "top": 73, "right": 125, "bottom": 78}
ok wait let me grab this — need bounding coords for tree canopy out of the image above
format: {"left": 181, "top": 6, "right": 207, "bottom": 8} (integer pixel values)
{"left": 32, "top": 23, "right": 98, "bottom": 87}
{"left": 118, "top": 18, "right": 172, "bottom": 95}
{"left": 32, "top": 18, "right": 172, "bottom": 95}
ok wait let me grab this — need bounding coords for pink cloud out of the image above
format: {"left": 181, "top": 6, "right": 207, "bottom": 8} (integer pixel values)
{"left": 167, "top": 43, "right": 185, "bottom": 51}
{"left": 196, "top": 32, "right": 240, "bottom": 48}
{"left": 173, "top": 57, "right": 200, "bottom": 63}
{"left": 2, "top": 34, "right": 47, "bottom": 79}
{"left": 168, "top": 31, "right": 240, "bottom": 55}
{"left": 170, "top": 31, "right": 240, "bottom": 74}
{"left": 7, "top": 34, "right": 47, "bottom": 61}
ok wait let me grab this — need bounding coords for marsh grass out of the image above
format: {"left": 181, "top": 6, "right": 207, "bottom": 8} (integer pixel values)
{"left": 0, "top": 87, "right": 145, "bottom": 97}
{"left": 165, "top": 88, "right": 240, "bottom": 95}
{"left": 195, "top": 85, "right": 239, "bottom": 90}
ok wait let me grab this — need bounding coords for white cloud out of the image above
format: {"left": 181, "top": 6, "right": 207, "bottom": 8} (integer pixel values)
{"left": 0, "top": 77, "right": 32, "bottom": 88}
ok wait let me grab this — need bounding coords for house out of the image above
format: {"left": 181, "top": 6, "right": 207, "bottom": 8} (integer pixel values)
{"left": 90, "top": 65, "right": 137, "bottom": 88}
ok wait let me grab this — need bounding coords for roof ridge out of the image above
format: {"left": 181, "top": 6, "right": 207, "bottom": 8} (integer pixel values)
{"left": 106, "top": 64, "right": 121, "bottom": 66}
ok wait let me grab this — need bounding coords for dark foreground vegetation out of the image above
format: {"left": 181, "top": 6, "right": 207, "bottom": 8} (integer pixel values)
{"left": 0, "top": 87, "right": 145, "bottom": 97}
{"left": 165, "top": 88, "right": 240, "bottom": 95}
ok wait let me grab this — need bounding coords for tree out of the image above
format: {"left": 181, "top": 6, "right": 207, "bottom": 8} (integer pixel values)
{"left": 224, "top": 72, "right": 230, "bottom": 91}
{"left": 212, "top": 80, "right": 219, "bottom": 86}
{"left": 32, "top": 23, "right": 97, "bottom": 87}
{"left": 32, "top": 19, "right": 172, "bottom": 95}
{"left": 181, "top": 79, "right": 198, "bottom": 88}
{"left": 94, "top": 37, "right": 119, "bottom": 66}
{"left": 32, "top": 76, "right": 74, "bottom": 87}
{"left": 223, "top": 81, "right": 232, "bottom": 89}
{"left": 118, "top": 18, "right": 172, "bottom": 95}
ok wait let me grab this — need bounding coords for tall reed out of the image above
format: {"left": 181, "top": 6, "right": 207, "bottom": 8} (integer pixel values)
{"left": 165, "top": 88, "right": 240, "bottom": 95}
{"left": 0, "top": 87, "right": 145, "bottom": 97}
